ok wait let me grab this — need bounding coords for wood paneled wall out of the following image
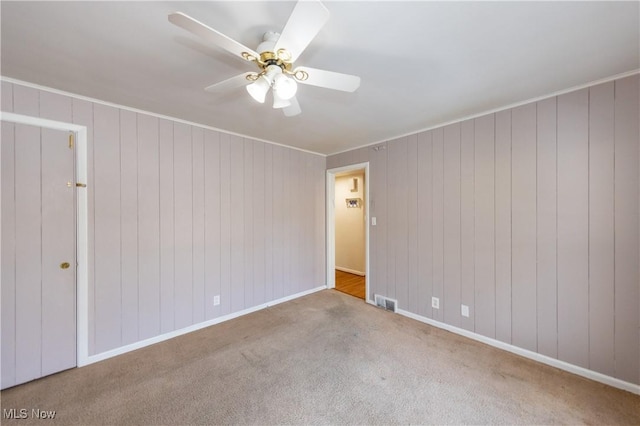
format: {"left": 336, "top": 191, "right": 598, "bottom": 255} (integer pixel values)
{"left": 327, "top": 75, "right": 640, "bottom": 385}
{"left": 1, "top": 81, "right": 326, "bottom": 356}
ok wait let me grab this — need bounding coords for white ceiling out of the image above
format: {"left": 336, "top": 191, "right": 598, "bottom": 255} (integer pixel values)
{"left": 2, "top": 1, "right": 638, "bottom": 155}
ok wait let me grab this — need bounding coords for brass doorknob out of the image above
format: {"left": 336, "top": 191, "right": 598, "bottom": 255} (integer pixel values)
{"left": 60, "top": 262, "right": 70, "bottom": 269}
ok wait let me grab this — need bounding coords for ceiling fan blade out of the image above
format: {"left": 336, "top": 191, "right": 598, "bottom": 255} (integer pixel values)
{"left": 273, "top": 0, "right": 330, "bottom": 63}
{"left": 204, "top": 73, "right": 255, "bottom": 93}
{"left": 169, "top": 12, "right": 259, "bottom": 61}
{"left": 294, "top": 67, "right": 361, "bottom": 92}
{"left": 283, "top": 96, "right": 302, "bottom": 117}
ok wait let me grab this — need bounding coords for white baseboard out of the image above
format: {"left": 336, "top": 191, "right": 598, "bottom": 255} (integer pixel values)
{"left": 81, "top": 286, "right": 326, "bottom": 367}
{"left": 396, "top": 308, "right": 640, "bottom": 395}
{"left": 335, "top": 266, "right": 365, "bottom": 276}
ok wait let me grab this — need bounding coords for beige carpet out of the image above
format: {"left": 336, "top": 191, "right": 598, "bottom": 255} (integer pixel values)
{"left": 2, "top": 290, "right": 639, "bottom": 425}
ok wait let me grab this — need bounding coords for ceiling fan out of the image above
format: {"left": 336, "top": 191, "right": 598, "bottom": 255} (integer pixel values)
{"left": 168, "top": 0, "right": 360, "bottom": 117}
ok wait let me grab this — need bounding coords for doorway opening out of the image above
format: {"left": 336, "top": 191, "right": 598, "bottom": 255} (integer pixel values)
{"left": 326, "top": 163, "right": 369, "bottom": 302}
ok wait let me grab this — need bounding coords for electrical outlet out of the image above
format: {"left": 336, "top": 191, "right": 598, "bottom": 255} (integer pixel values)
{"left": 213, "top": 295, "right": 220, "bottom": 306}
{"left": 461, "top": 304, "right": 469, "bottom": 317}
{"left": 431, "top": 297, "right": 440, "bottom": 309}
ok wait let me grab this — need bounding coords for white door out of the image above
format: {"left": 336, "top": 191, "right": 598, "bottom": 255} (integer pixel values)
{"left": 1, "top": 121, "right": 76, "bottom": 389}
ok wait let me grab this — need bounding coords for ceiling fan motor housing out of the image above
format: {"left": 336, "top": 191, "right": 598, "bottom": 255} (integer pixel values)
{"left": 257, "top": 31, "right": 279, "bottom": 53}
{"left": 255, "top": 32, "right": 293, "bottom": 72}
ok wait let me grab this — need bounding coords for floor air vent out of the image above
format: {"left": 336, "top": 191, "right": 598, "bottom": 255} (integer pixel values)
{"left": 374, "top": 294, "right": 397, "bottom": 312}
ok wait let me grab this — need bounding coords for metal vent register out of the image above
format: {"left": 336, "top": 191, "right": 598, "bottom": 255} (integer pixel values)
{"left": 374, "top": 294, "right": 397, "bottom": 313}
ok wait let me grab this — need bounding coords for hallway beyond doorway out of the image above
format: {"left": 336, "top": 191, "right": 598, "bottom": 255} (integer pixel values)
{"left": 334, "top": 270, "right": 365, "bottom": 300}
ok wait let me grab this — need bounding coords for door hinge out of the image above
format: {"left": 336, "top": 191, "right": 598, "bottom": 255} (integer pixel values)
{"left": 68, "top": 133, "right": 74, "bottom": 149}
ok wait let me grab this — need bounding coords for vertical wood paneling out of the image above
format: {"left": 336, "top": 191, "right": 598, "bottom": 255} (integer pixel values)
{"left": 460, "top": 120, "right": 475, "bottom": 332}
{"left": 284, "top": 147, "right": 293, "bottom": 292}
{"left": 407, "top": 135, "right": 419, "bottom": 313}
{"left": 302, "top": 152, "right": 314, "bottom": 289}
{"left": 39, "top": 91, "right": 72, "bottom": 122}
{"left": 293, "top": 151, "right": 304, "bottom": 291}
{"left": 536, "top": 97, "right": 558, "bottom": 358}
{"left": 301, "top": 152, "right": 312, "bottom": 291}
{"left": 1, "top": 81, "right": 13, "bottom": 111}
{"left": 159, "top": 119, "right": 175, "bottom": 333}
{"left": 389, "top": 138, "right": 408, "bottom": 303}
{"left": 12, "top": 85, "right": 38, "bottom": 116}
{"left": 588, "top": 82, "right": 615, "bottom": 375}
{"left": 494, "top": 110, "right": 512, "bottom": 343}
{"left": 71, "top": 98, "right": 95, "bottom": 354}
{"left": 264, "top": 144, "right": 274, "bottom": 301}
{"left": 282, "top": 148, "right": 292, "bottom": 296}
{"left": 119, "top": 109, "right": 139, "bottom": 344}
{"left": 368, "top": 148, "right": 378, "bottom": 297}
{"left": 511, "top": 104, "right": 537, "bottom": 352}
{"left": 443, "top": 124, "right": 461, "bottom": 326}
{"left": 137, "top": 114, "right": 160, "bottom": 339}
{"left": 511, "top": 104, "right": 537, "bottom": 351}
{"left": 303, "top": 155, "right": 322, "bottom": 288}
{"left": 372, "top": 144, "right": 388, "bottom": 299}
{"left": 204, "top": 130, "right": 221, "bottom": 319}
{"left": 173, "top": 123, "right": 193, "bottom": 329}
{"left": 253, "top": 142, "right": 266, "bottom": 304}
{"left": 243, "top": 139, "right": 254, "bottom": 307}
{"left": 292, "top": 149, "right": 303, "bottom": 292}
{"left": 432, "top": 128, "right": 445, "bottom": 322}
{"left": 219, "top": 133, "right": 232, "bottom": 314}
{"left": 93, "top": 104, "right": 121, "bottom": 353}
{"left": 291, "top": 150, "right": 302, "bottom": 293}
{"left": 557, "top": 89, "right": 589, "bottom": 368}
{"left": 14, "top": 122, "right": 42, "bottom": 383}
{"left": 385, "top": 142, "right": 397, "bottom": 300}
{"left": 298, "top": 152, "right": 308, "bottom": 291}
{"left": 1, "top": 122, "right": 16, "bottom": 388}
{"left": 230, "top": 136, "right": 245, "bottom": 312}
{"left": 614, "top": 75, "right": 640, "bottom": 383}
{"left": 313, "top": 155, "right": 325, "bottom": 288}
{"left": 417, "top": 131, "right": 433, "bottom": 318}
{"left": 272, "top": 146, "right": 284, "bottom": 300}
{"left": 192, "top": 127, "right": 205, "bottom": 324}
{"left": 474, "top": 115, "right": 496, "bottom": 338}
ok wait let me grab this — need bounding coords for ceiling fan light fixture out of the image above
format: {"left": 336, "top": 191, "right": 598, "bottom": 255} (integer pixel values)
{"left": 246, "top": 78, "right": 270, "bottom": 103}
{"left": 272, "top": 91, "right": 292, "bottom": 109}
{"left": 247, "top": 65, "right": 282, "bottom": 103}
{"left": 273, "top": 73, "right": 298, "bottom": 100}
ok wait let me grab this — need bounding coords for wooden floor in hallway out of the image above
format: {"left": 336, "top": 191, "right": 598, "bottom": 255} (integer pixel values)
{"left": 335, "top": 270, "right": 365, "bottom": 300}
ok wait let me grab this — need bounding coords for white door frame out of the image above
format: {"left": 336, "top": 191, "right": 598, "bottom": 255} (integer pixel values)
{"left": 326, "top": 162, "right": 370, "bottom": 302}
{"left": 0, "top": 111, "right": 89, "bottom": 367}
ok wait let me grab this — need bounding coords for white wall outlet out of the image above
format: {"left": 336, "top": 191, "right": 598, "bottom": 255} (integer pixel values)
{"left": 371, "top": 217, "right": 377, "bottom": 226}
{"left": 213, "top": 295, "right": 220, "bottom": 306}
{"left": 461, "top": 304, "right": 469, "bottom": 317}
{"left": 431, "top": 297, "right": 440, "bottom": 309}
